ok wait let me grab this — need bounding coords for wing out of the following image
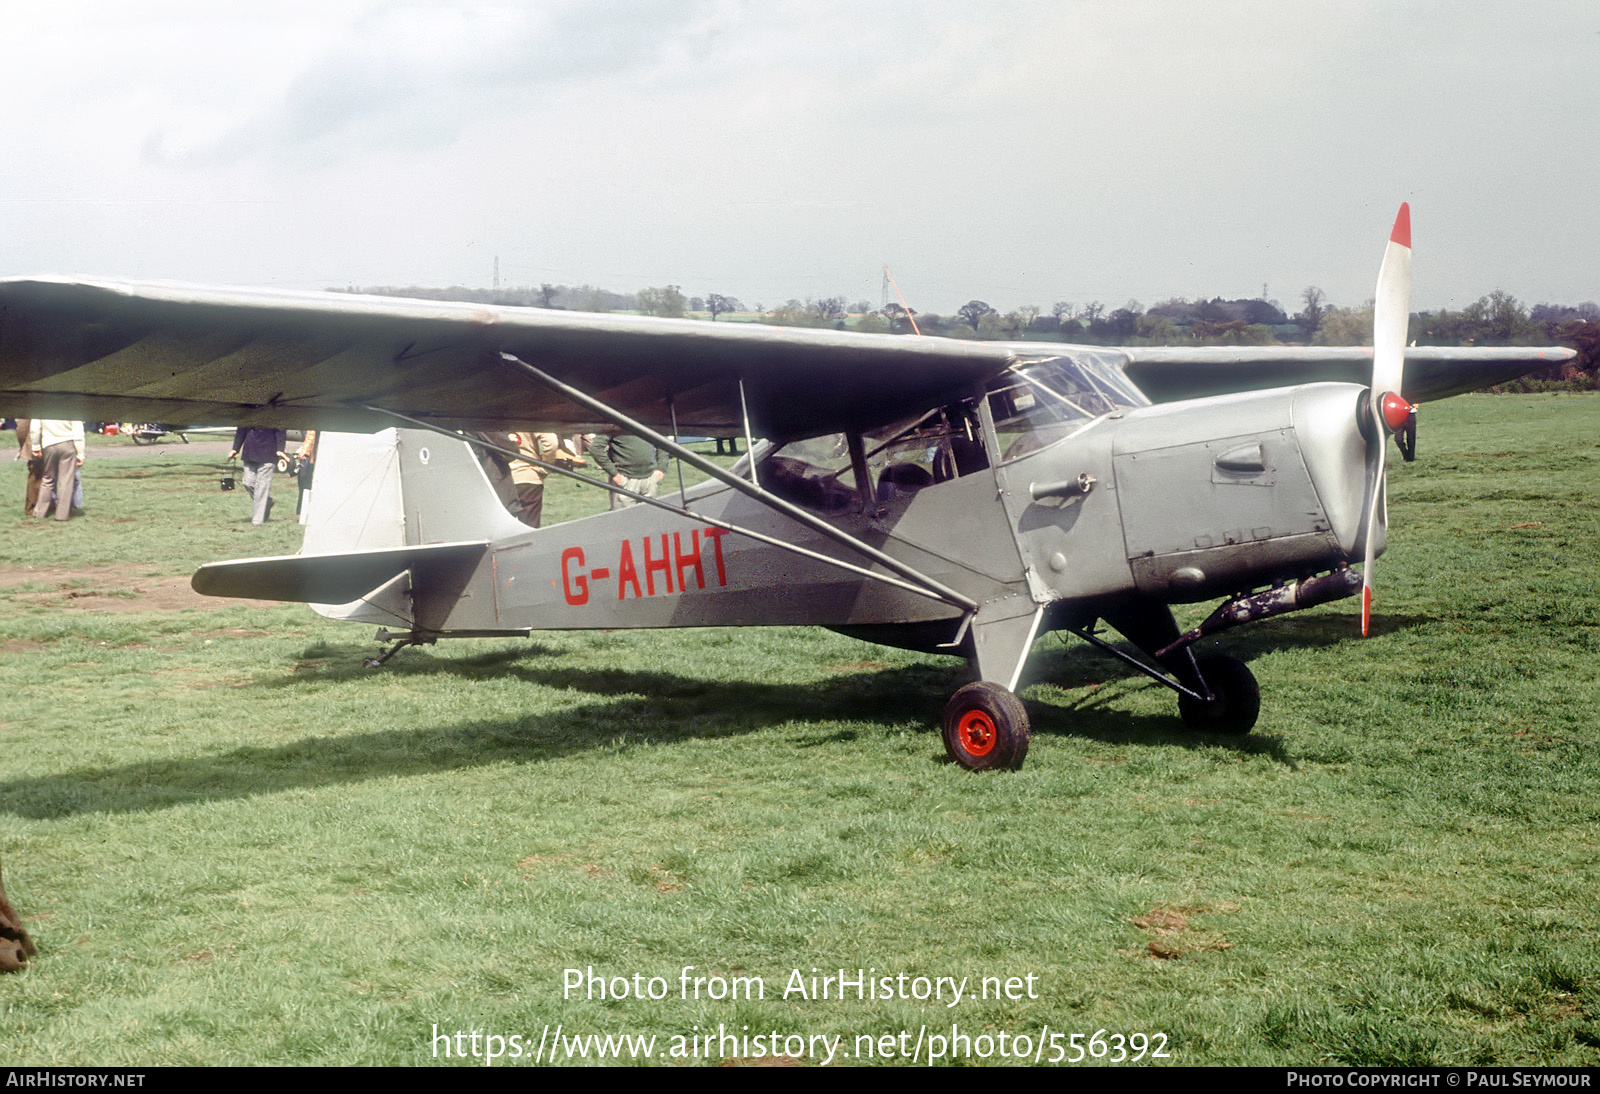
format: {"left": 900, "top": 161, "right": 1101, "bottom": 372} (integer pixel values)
{"left": 0, "top": 277, "right": 1017, "bottom": 441}
{"left": 1121, "top": 345, "right": 1575, "bottom": 404}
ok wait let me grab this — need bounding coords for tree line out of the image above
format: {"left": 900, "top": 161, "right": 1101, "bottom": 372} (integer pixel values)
{"left": 337, "top": 281, "right": 1600, "bottom": 391}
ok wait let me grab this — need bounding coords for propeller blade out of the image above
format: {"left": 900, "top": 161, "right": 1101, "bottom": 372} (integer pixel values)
{"left": 1362, "top": 202, "right": 1413, "bottom": 636}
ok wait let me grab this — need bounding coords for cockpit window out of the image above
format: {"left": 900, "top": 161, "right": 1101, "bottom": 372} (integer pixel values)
{"left": 761, "top": 400, "right": 990, "bottom": 512}
{"left": 759, "top": 350, "right": 1147, "bottom": 510}
{"left": 991, "top": 350, "right": 1146, "bottom": 462}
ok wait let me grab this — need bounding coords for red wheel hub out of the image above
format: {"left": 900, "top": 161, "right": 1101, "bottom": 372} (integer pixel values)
{"left": 957, "top": 710, "right": 997, "bottom": 756}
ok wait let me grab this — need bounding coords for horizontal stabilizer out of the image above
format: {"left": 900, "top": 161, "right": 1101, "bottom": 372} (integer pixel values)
{"left": 191, "top": 541, "right": 487, "bottom": 604}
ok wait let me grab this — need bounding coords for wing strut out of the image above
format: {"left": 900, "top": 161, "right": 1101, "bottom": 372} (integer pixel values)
{"left": 366, "top": 403, "right": 979, "bottom": 614}
{"left": 493, "top": 352, "right": 980, "bottom": 613}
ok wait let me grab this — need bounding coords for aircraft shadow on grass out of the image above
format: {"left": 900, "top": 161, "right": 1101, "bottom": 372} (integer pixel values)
{"left": 0, "top": 616, "right": 1441, "bottom": 820}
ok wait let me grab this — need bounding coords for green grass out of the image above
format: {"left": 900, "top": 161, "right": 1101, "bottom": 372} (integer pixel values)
{"left": 1, "top": 403, "right": 1597, "bottom": 1066}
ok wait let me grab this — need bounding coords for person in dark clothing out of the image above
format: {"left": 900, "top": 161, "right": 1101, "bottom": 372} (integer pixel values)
{"left": 229, "top": 427, "right": 287, "bottom": 524}
{"left": 589, "top": 432, "right": 666, "bottom": 510}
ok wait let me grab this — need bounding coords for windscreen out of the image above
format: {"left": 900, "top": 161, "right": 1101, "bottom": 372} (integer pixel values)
{"left": 989, "top": 350, "right": 1146, "bottom": 462}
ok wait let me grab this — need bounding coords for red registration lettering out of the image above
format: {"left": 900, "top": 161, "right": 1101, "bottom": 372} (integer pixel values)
{"left": 565, "top": 525, "right": 729, "bottom": 606}
{"left": 616, "top": 540, "right": 643, "bottom": 600}
{"left": 560, "top": 547, "right": 588, "bottom": 606}
{"left": 642, "top": 534, "right": 673, "bottom": 596}
{"left": 673, "top": 529, "right": 704, "bottom": 590}
{"left": 704, "top": 526, "right": 729, "bottom": 586}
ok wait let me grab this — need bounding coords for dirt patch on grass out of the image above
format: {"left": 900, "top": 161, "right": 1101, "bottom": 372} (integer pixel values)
{"left": 1126, "top": 903, "right": 1238, "bottom": 960}
{"left": 0, "top": 564, "right": 279, "bottom": 612}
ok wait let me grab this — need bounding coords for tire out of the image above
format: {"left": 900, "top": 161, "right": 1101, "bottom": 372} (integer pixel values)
{"left": 1177, "top": 654, "right": 1260, "bottom": 735}
{"left": 942, "top": 681, "right": 1030, "bottom": 771}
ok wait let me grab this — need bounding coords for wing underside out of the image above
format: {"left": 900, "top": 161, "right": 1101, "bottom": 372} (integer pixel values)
{"left": 0, "top": 278, "right": 1016, "bottom": 441}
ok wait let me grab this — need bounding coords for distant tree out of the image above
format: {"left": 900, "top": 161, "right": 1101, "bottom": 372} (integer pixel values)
{"left": 688, "top": 296, "right": 706, "bottom": 312}
{"left": 1136, "top": 313, "right": 1178, "bottom": 343}
{"left": 1081, "top": 301, "right": 1105, "bottom": 324}
{"left": 763, "top": 299, "right": 810, "bottom": 327}
{"left": 1015, "top": 304, "right": 1040, "bottom": 334}
{"left": 575, "top": 285, "right": 617, "bottom": 313}
{"left": 637, "top": 285, "right": 687, "bottom": 318}
{"left": 882, "top": 302, "right": 917, "bottom": 334}
{"left": 1314, "top": 305, "right": 1374, "bottom": 346}
{"left": 810, "top": 296, "right": 847, "bottom": 324}
{"left": 957, "top": 300, "right": 997, "bottom": 329}
{"left": 1104, "top": 306, "right": 1141, "bottom": 340}
{"left": 1192, "top": 319, "right": 1273, "bottom": 345}
{"left": 1297, "top": 286, "right": 1327, "bottom": 338}
{"left": 977, "top": 312, "right": 1007, "bottom": 340}
{"left": 1483, "top": 289, "right": 1539, "bottom": 343}
{"left": 538, "top": 283, "right": 559, "bottom": 309}
{"left": 1241, "top": 298, "right": 1288, "bottom": 326}
{"left": 706, "top": 293, "right": 741, "bottom": 321}
{"left": 1557, "top": 319, "right": 1600, "bottom": 385}
{"left": 1051, "top": 301, "right": 1076, "bottom": 323}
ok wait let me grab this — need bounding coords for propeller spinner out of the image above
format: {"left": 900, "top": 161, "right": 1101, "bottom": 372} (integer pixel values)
{"left": 1362, "top": 203, "right": 1416, "bottom": 636}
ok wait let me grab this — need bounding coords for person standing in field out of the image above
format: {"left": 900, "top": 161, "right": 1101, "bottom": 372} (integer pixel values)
{"left": 13, "top": 418, "right": 45, "bottom": 516}
{"left": 590, "top": 431, "right": 666, "bottom": 510}
{"left": 506, "top": 430, "right": 562, "bottom": 528}
{"left": 295, "top": 430, "right": 318, "bottom": 522}
{"left": 229, "top": 427, "right": 287, "bottom": 525}
{"left": 28, "top": 419, "right": 84, "bottom": 521}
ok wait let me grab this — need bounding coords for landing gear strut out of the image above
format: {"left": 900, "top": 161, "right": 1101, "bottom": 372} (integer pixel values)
{"left": 1176, "top": 654, "right": 1260, "bottom": 735}
{"left": 1085, "top": 601, "right": 1262, "bottom": 736}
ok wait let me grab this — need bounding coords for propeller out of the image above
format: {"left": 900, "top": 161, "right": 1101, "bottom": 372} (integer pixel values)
{"left": 1361, "top": 202, "right": 1415, "bottom": 636}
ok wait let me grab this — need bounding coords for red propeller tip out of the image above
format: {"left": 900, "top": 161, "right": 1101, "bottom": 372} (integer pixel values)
{"left": 1361, "top": 586, "right": 1372, "bottom": 637}
{"left": 1390, "top": 203, "right": 1411, "bottom": 249}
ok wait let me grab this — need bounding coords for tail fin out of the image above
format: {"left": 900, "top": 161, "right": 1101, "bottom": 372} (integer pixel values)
{"left": 302, "top": 428, "right": 525, "bottom": 625}
{"left": 303, "top": 428, "right": 526, "bottom": 554}
{"left": 193, "top": 428, "right": 527, "bottom": 631}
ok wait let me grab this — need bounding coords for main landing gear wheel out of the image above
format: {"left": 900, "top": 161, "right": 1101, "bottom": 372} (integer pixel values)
{"left": 942, "top": 682, "right": 1030, "bottom": 771}
{"left": 1177, "top": 654, "right": 1260, "bottom": 735}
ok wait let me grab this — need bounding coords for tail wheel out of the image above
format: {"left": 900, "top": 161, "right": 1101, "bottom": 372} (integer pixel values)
{"left": 942, "top": 682, "right": 1030, "bottom": 771}
{"left": 1177, "top": 654, "right": 1260, "bottom": 735}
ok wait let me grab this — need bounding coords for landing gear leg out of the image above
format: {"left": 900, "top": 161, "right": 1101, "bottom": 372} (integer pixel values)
{"left": 1098, "top": 600, "right": 1260, "bottom": 735}
{"left": 363, "top": 638, "right": 413, "bottom": 668}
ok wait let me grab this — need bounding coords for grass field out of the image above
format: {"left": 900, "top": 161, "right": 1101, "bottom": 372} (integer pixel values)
{"left": 2, "top": 399, "right": 1597, "bottom": 1067}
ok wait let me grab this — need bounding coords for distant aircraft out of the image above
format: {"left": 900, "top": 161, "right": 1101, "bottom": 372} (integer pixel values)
{"left": 0, "top": 206, "right": 1574, "bottom": 768}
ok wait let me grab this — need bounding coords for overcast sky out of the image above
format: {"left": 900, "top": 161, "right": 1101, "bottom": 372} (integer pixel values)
{"left": 3, "top": 0, "right": 1595, "bottom": 315}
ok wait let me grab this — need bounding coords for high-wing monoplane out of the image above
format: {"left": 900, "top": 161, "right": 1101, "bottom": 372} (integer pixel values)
{"left": 0, "top": 206, "right": 1575, "bottom": 768}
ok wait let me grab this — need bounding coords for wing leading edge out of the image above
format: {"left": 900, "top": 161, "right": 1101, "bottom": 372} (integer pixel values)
{"left": 0, "top": 277, "right": 1016, "bottom": 441}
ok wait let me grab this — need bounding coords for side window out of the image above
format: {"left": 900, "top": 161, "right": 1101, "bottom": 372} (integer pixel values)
{"left": 758, "top": 400, "right": 992, "bottom": 512}
{"left": 869, "top": 402, "right": 988, "bottom": 502}
{"left": 759, "top": 434, "right": 859, "bottom": 513}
